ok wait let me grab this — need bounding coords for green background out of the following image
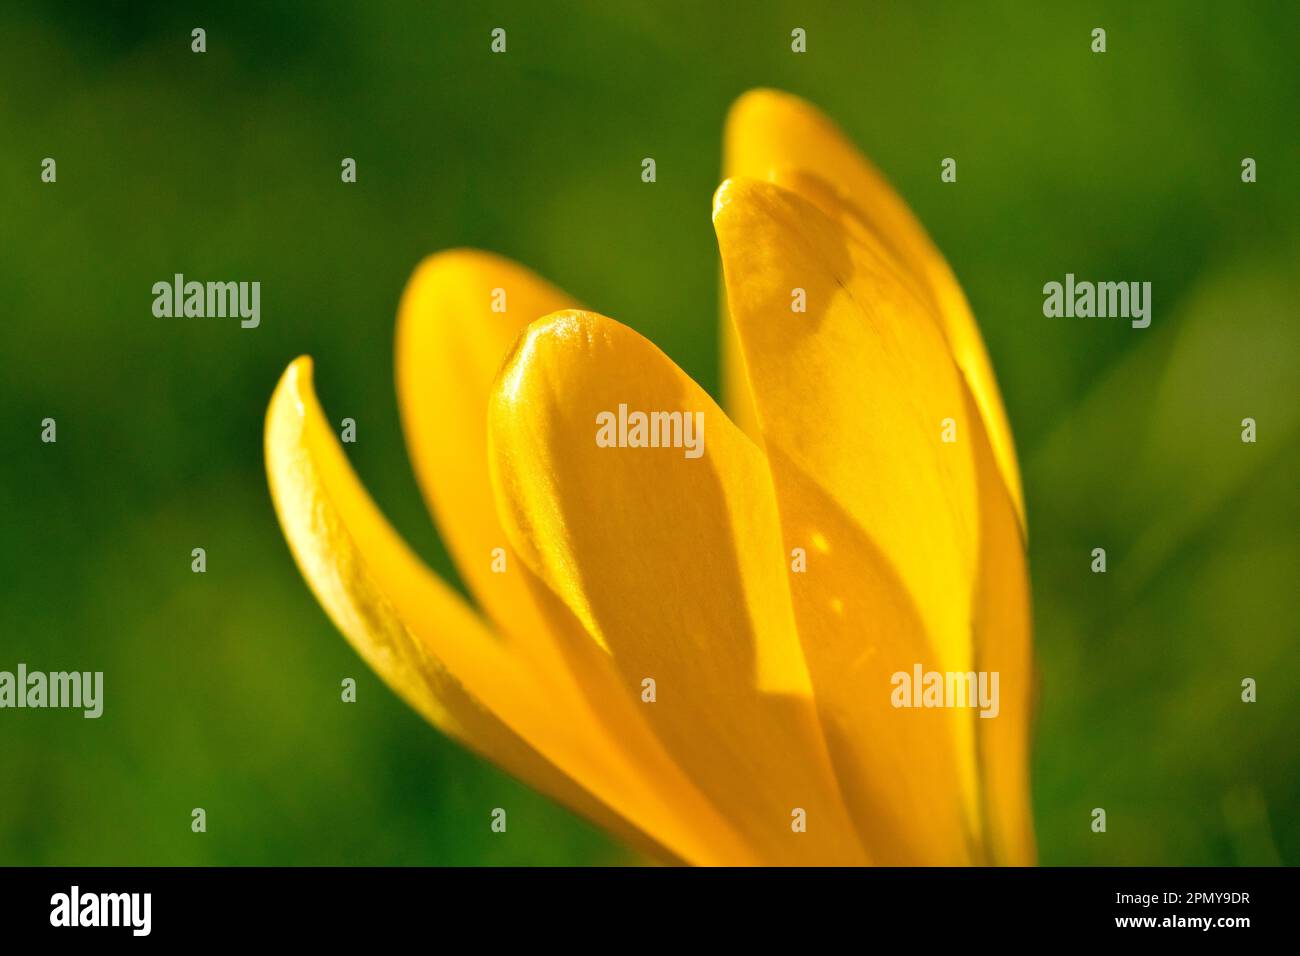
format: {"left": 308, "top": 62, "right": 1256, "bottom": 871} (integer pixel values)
{"left": 1, "top": 1, "right": 1296, "bottom": 865}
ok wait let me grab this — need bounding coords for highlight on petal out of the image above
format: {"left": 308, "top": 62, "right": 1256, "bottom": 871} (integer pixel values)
{"left": 713, "top": 176, "right": 986, "bottom": 845}
{"left": 722, "top": 88, "right": 1025, "bottom": 535}
{"left": 487, "top": 310, "right": 870, "bottom": 865}
{"left": 265, "top": 356, "right": 753, "bottom": 866}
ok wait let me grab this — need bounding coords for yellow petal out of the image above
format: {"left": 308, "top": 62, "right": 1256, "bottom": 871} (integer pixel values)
{"left": 396, "top": 249, "right": 575, "bottom": 662}
{"left": 770, "top": 455, "right": 983, "bottom": 864}
{"left": 265, "top": 356, "right": 750, "bottom": 865}
{"left": 713, "top": 177, "right": 986, "bottom": 847}
{"left": 719, "top": 276, "right": 762, "bottom": 440}
{"left": 395, "top": 251, "right": 758, "bottom": 864}
{"left": 488, "top": 311, "right": 869, "bottom": 865}
{"left": 966, "top": 384, "right": 1037, "bottom": 865}
{"left": 723, "top": 88, "right": 1025, "bottom": 534}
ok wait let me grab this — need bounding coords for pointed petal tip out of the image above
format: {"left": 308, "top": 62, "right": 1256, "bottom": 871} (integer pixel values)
{"left": 267, "top": 356, "right": 315, "bottom": 434}
{"left": 285, "top": 353, "right": 313, "bottom": 384}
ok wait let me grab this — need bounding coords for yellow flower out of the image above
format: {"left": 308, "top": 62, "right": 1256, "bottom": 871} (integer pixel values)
{"left": 265, "top": 88, "right": 1035, "bottom": 866}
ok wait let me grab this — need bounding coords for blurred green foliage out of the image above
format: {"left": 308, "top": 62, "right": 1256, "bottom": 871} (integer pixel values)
{"left": 1, "top": 0, "right": 1296, "bottom": 865}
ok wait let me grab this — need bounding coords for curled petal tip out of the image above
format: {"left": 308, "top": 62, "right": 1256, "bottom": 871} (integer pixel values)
{"left": 286, "top": 353, "right": 313, "bottom": 381}
{"left": 268, "top": 356, "right": 315, "bottom": 426}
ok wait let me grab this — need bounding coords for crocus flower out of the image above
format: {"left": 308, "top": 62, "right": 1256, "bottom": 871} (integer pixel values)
{"left": 265, "top": 88, "right": 1035, "bottom": 866}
